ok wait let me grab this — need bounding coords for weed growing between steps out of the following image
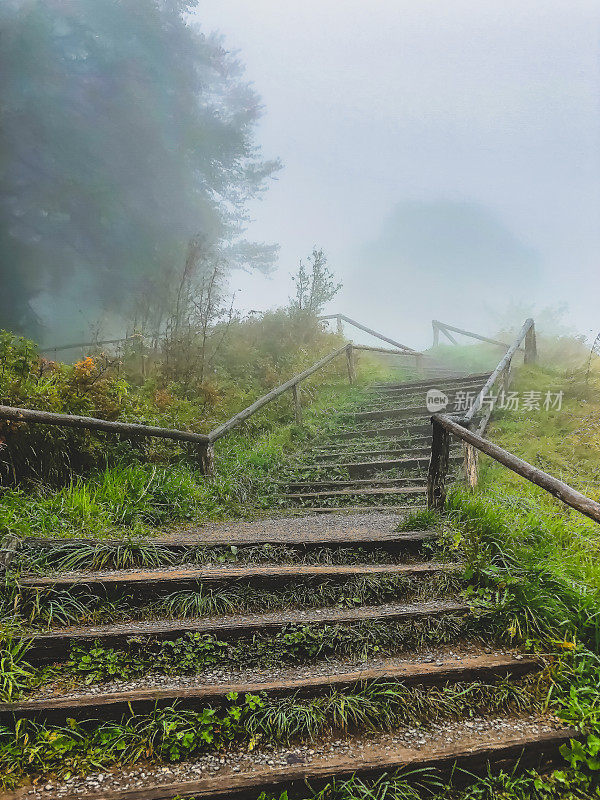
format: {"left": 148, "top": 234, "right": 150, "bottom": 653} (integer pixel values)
{"left": 0, "top": 676, "right": 539, "bottom": 790}
{"left": 254, "top": 760, "right": 600, "bottom": 799}
{"left": 5, "top": 573, "right": 462, "bottom": 628}
{"left": 7, "top": 615, "right": 478, "bottom": 694}
{"left": 14, "top": 541, "right": 418, "bottom": 573}
{"left": 0, "top": 637, "right": 33, "bottom": 702}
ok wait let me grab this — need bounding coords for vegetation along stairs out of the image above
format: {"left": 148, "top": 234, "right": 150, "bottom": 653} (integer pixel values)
{"left": 0, "top": 367, "right": 578, "bottom": 800}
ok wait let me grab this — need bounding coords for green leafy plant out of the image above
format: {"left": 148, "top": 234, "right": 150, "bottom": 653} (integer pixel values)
{"left": 0, "top": 636, "right": 33, "bottom": 702}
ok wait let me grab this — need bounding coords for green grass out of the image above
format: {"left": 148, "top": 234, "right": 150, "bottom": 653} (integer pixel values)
{"left": 0, "top": 676, "right": 538, "bottom": 790}
{"left": 7, "top": 572, "right": 462, "bottom": 629}
{"left": 0, "top": 369, "right": 396, "bottom": 541}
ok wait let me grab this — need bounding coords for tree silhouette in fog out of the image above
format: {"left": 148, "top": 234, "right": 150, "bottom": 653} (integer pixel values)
{"left": 0, "top": 0, "right": 280, "bottom": 337}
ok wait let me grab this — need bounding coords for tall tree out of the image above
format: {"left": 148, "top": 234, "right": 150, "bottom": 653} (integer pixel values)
{"left": 0, "top": 0, "right": 279, "bottom": 339}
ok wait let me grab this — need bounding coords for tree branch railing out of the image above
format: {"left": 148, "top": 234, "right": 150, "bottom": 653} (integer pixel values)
{"left": 426, "top": 318, "right": 598, "bottom": 524}
{"left": 427, "top": 413, "right": 600, "bottom": 524}
{"left": 428, "top": 318, "right": 536, "bottom": 496}
{"left": 0, "top": 342, "right": 409, "bottom": 478}
{"left": 41, "top": 333, "right": 154, "bottom": 357}
{"left": 432, "top": 319, "right": 525, "bottom": 352}
{"left": 320, "top": 314, "right": 419, "bottom": 356}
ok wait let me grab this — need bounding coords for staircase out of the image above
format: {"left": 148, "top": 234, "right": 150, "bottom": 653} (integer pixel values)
{"left": 0, "top": 371, "right": 575, "bottom": 800}
{"left": 278, "top": 372, "right": 490, "bottom": 511}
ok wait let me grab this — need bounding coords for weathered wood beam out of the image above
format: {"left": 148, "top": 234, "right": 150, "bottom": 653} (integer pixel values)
{"left": 427, "top": 418, "right": 450, "bottom": 509}
{"left": 320, "top": 314, "right": 417, "bottom": 353}
{"left": 292, "top": 383, "right": 302, "bottom": 424}
{"left": 438, "top": 326, "right": 459, "bottom": 345}
{"left": 0, "top": 405, "right": 210, "bottom": 445}
{"left": 209, "top": 344, "right": 349, "bottom": 441}
{"left": 352, "top": 345, "right": 413, "bottom": 356}
{"left": 431, "top": 320, "right": 520, "bottom": 350}
{"left": 463, "top": 318, "right": 534, "bottom": 425}
{"left": 433, "top": 412, "right": 600, "bottom": 523}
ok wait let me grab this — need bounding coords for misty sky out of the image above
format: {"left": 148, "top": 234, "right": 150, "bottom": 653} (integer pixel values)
{"left": 196, "top": 0, "right": 600, "bottom": 349}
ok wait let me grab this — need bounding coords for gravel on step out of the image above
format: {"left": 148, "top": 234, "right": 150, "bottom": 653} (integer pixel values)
{"left": 16, "top": 714, "right": 569, "bottom": 799}
{"left": 25, "top": 643, "right": 519, "bottom": 700}
{"left": 170, "top": 512, "right": 405, "bottom": 538}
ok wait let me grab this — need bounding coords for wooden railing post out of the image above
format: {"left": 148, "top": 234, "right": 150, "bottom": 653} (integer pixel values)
{"left": 427, "top": 418, "right": 450, "bottom": 509}
{"left": 336, "top": 315, "right": 344, "bottom": 336}
{"left": 0, "top": 534, "right": 20, "bottom": 573}
{"left": 292, "top": 383, "right": 302, "bottom": 424}
{"left": 432, "top": 321, "right": 440, "bottom": 347}
{"left": 463, "top": 420, "right": 479, "bottom": 488}
{"left": 198, "top": 443, "right": 215, "bottom": 477}
{"left": 346, "top": 344, "right": 356, "bottom": 385}
{"left": 415, "top": 353, "right": 424, "bottom": 375}
{"left": 524, "top": 323, "right": 537, "bottom": 365}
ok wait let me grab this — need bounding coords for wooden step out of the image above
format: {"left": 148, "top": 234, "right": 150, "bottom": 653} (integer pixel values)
{"left": 24, "top": 527, "right": 437, "bottom": 551}
{"left": 367, "top": 383, "right": 486, "bottom": 403}
{"left": 313, "top": 448, "right": 462, "bottom": 463}
{"left": 8, "top": 722, "right": 575, "bottom": 799}
{"left": 286, "top": 504, "right": 429, "bottom": 514}
{"left": 313, "top": 441, "right": 432, "bottom": 455}
{"left": 371, "top": 372, "right": 491, "bottom": 391}
{"left": 285, "top": 486, "right": 428, "bottom": 501}
{"left": 25, "top": 600, "right": 471, "bottom": 662}
{"left": 332, "top": 423, "right": 432, "bottom": 439}
{"left": 359, "top": 380, "right": 486, "bottom": 400}
{"left": 351, "top": 407, "right": 435, "bottom": 422}
{"left": 313, "top": 447, "right": 432, "bottom": 461}
{"left": 1, "top": 652, "right": 539, "bottom": 721}
{"left": 20, "top": 561, "right": 457, "bottom": 591}
{"left": 282, "top": 477, "right": 427, "bottom": 491}
{"left": 317, "top": 434, "right": 431, "bottom": 449}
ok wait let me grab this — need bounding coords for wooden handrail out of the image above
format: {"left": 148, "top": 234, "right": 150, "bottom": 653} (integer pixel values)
{"left": 208, "top": 344, "right": 351, "bottom": 442}
{"left": 432, "top": 320, "right": 520, "bottom": 351}
{"left": 41, "top": 333, "right": 153, "bottom": 355}
{"left": 462, "top": 318, "right": 535, "bottom": 425}
{"left": 320, "top": 314, "right": 418, "bottom": 354}
{"left": 0, "top": 404, "right": 213, "bottom": 474}
{"left": 428, "top": 413, "right": 600, "bottom": 524}
{"left": 352, "top": 344, "right": 416, "bottom": 356}
{"left": 1, "top": 333, "right": 424, "bottom": 479}
{"left": 428, "top": 317, "right": 537, "bottom": 494}
{"left": 0, "top": 405, "right": 210, "bottom": 445}
{"left": 0, "top": 344, "right": 356, "bottom": 476}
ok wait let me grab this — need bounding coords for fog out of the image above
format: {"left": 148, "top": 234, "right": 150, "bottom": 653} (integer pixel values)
{"left": 196, "top": 0, "right": 600, "bottom": 349}
{"left": 2, "top": 1, "right": 598, "bottom": 350}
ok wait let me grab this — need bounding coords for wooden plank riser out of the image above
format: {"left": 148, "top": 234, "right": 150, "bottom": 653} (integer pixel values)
{"left": 21, "top": 531, "right": 439, "bottom": 553}
{"left": 4, "top": 729, "right": 574, "bottom": 800}
{"left": 0, "top": 656, "right": 539, "bottom": 723}
{"left": 19, "top": 562, "right": 457, "bottom": 593}
{"left": 25, "top": 602, "right": 471, "bottom": 663}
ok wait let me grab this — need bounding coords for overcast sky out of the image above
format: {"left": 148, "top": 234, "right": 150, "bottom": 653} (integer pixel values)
{"left": 195, "top": 0, "right": 600, "bottom": 349}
